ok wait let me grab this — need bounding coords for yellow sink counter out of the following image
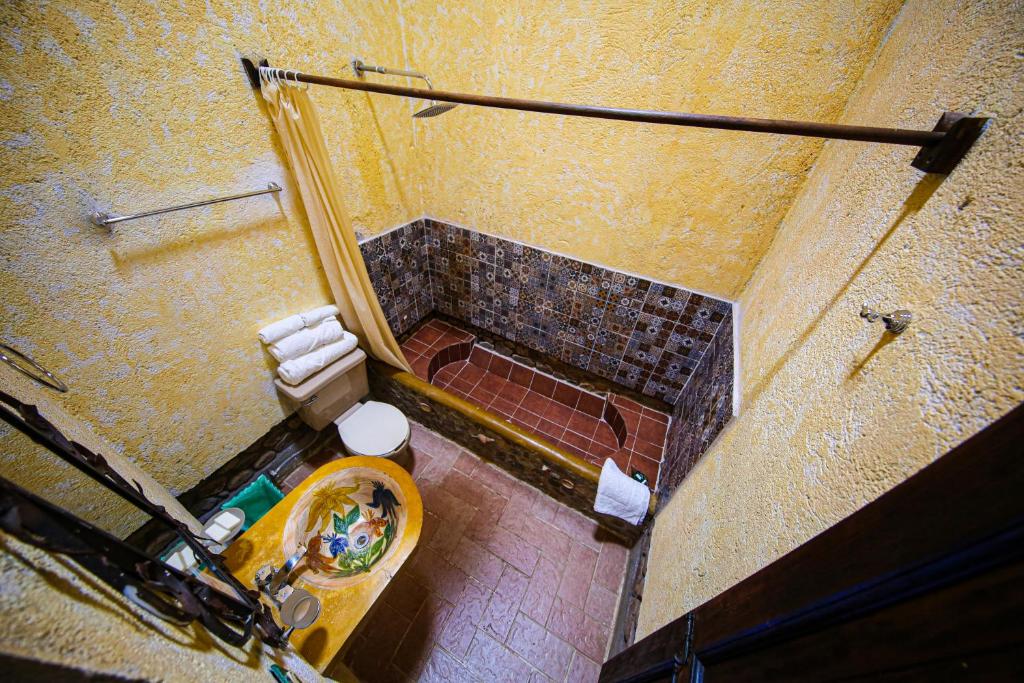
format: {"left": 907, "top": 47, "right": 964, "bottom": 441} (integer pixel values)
{"left": 224, "top": 456, "right": 422, "bottom": 671}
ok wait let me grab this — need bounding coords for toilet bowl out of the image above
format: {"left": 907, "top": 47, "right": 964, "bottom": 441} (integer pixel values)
{"left": 334, "top": 400, "right": 410, "bottom": 459}
{"left": 274, "top": 347, "right": 411, "bottom": 459}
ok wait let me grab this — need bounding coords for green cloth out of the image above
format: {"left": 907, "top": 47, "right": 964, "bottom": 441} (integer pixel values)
{"left": 268, "top": 664, "right": 291, "bottom": 682}
{"left": 221, "top": 474, "right": 284, "bottom": 530}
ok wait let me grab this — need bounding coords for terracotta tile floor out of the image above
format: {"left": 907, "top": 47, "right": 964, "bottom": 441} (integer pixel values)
{"left": 319, "top": 421, "right": 632, "bottom": 682}
{"left": 400, "top": 319, "right": 669, "bottom": 488}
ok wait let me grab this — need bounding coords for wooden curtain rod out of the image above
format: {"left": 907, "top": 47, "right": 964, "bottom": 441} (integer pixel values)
{"left": 242, "top": 58, "right": 988, "bottom": 174}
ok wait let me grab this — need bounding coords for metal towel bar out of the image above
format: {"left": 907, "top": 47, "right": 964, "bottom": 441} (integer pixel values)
{"left": 0, "top": 343, "right": 68, "bottom": 392}
{"left": 91, "top": 182, "right": 282, "bottom": 229}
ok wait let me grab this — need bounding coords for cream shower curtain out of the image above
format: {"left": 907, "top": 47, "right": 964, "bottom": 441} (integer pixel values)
{"left": 260, "top": 76, "right": 410, "bottom": 372}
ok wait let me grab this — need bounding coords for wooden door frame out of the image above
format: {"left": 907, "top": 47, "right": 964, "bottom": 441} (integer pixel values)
{"left": 601, "top": 403, "right": 1024, "bottom": 682}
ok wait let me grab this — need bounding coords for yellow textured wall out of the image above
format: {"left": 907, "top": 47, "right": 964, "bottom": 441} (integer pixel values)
{"left": 400, "top": 0, "right": 902, "bottom": 298}
{"left": 0, "top": 0, "right": 905, "bottom": 519}
{"left": 4, "top": 0, "right": 1020, "bottom": 675}
{"left": 0, "top": 0, "right": 420, "bottom": 500}
{"left": 0, "top": 535, "right": 324, "bottom": 681}
{"left": 639, "top": 0, "right": 1024, "bottom": 638}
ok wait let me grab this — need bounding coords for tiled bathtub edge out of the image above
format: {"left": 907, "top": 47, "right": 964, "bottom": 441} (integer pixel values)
{"left": 367, "top": 360, "right": 656, "bottom": 545}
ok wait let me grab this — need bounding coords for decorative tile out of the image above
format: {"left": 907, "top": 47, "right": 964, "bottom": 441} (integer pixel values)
{"left": 362, "top": 218, "right": 730, "bottom": 408}
{"left": 658, "top": 311, "right": 734, "bottom": 505}
{"left": 364, "top": 218, "right": 734, "bottom": 504}
{"left": 358, "top": 219, "right": 434, "bottom": 337}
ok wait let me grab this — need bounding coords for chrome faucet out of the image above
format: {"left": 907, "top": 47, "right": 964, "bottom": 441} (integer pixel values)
{"left": 254, "top": 543, "right": 321, "bottom": 639}
{"left": 256, "top": 543, "right": 307, "bottom": 602}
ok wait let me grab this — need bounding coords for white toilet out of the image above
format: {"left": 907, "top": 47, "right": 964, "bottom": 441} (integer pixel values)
{"left": 274, "top": 348, "right": 411, "bottom": 459}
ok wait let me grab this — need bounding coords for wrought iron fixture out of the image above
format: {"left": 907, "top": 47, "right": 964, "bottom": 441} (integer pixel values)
{"left": 0, "top": 390, "right": 287, "bottom": 648}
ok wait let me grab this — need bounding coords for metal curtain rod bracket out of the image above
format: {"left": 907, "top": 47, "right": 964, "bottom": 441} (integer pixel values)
{"left": 241, "top": 57, "right": 988, "bottom": 173}
{"left": 92, "top": 181, "right": 282, "bottom": 229}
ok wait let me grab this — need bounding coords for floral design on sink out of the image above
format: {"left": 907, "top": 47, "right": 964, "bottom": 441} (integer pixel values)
{"left": 225, "top": 456, "right": 422, "bottom": 671}
{"left": 282, "top": 466, "right": 407, "bottom": 589}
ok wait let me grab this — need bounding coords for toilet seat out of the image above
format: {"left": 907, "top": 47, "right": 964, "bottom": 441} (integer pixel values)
{"left": 335, "top": 400, "right": 410, "bottom": 457}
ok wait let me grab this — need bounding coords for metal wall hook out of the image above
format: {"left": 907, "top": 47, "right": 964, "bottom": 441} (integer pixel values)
{"left": 241, "top": 57, "right": 989, "bottom": 173}
{"left": 861, "top": 303, "right": 913, "bottom": 334}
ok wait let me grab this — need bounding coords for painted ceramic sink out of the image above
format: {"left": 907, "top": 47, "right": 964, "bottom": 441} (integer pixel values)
{"left": 224, "top": 456, "right": 422, "bottom": 671}
{"left": 283, "top": 467, "right": 407, "bottom": 589}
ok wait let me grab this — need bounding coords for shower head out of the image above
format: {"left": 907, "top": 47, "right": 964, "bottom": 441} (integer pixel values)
{"left": 414, "top": 101, "right": 458, "bottom": 118}
{"left": 352, "top": 58, "right": 458, "bottom": 119}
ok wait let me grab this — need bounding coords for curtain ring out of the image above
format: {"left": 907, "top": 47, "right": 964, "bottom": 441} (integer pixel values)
{"left": 285, "top": 69, "right": 302, "bottom": 119}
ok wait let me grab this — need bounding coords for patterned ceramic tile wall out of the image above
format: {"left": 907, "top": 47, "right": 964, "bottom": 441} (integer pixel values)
{"left": 358, "top": 221, "right": 434, "bottom": 337}
{"left": 657, "top": 314, "right": 734, "bottom": 503}
{"left": 360, "top": 218, "right": 733, "bottom": 406}
{"left": 423, "top": 219, "right": 732, "bottom": 405}
{"left": 369, "top": 219, "right": 736, "bottom": 503}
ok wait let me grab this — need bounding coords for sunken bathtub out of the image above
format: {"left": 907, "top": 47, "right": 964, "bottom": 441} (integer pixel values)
{"left": 368, "top": 319, "right": 669, "bottom": 544}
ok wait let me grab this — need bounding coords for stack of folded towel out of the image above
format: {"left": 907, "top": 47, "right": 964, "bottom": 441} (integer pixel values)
{"left": 258, "top": 305, "right": 358, "bottom": 385}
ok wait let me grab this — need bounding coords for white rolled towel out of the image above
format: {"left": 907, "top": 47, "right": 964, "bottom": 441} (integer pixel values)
{"left": 300, "top": 304, "right": 340, "bottom": 328}
{"left": 257, "top": 314, "right": 304, "bottom": 345}
{"left": 277, "top": 332, "right": 358, "bottom": 385}
{"left": 594, "top": 458, "right": 650, "bottom": 526}
{"left": 269, "top": 317, "right": 346, "bottom": 362}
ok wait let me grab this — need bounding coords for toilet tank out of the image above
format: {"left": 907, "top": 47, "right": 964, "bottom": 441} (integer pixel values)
{"left": 274, "top": 348, "right": 369, "bottom": 430}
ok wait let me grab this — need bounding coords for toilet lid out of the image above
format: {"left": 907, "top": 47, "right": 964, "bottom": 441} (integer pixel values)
{"left": 337, "top": 401, "right": 410, "bottom": 456}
